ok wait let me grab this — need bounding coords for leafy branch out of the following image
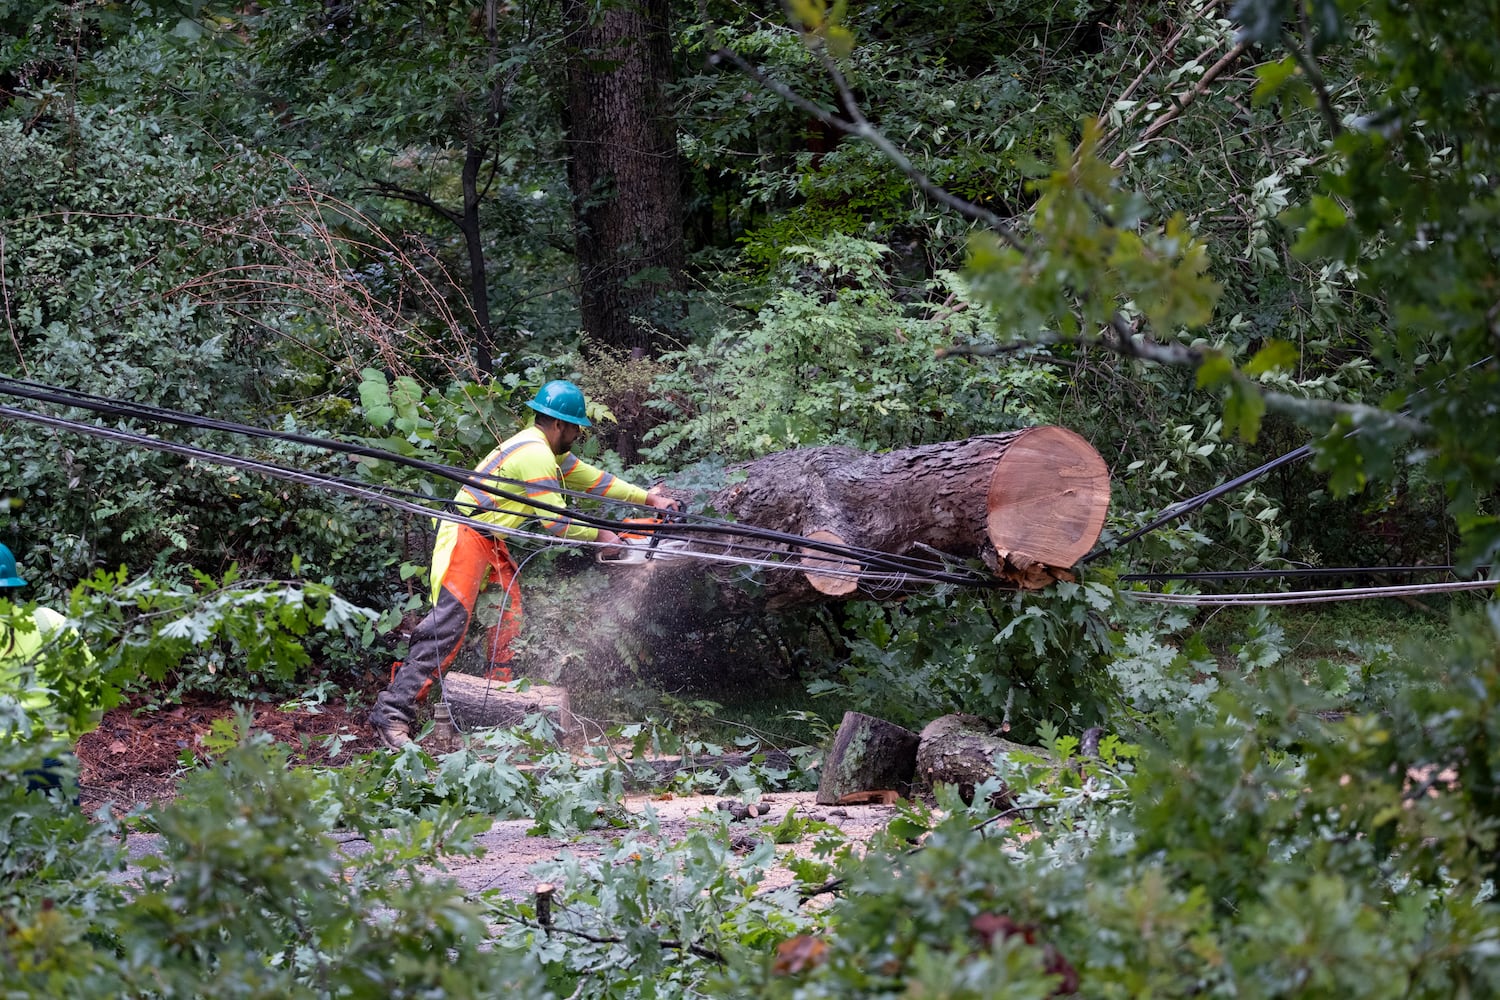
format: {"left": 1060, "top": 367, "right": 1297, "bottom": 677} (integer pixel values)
{"left": 711, "top": 9, "right": 1426, "bottom": 447}
{"left": 504, "top": 915, "right": 728, "bottom": 964}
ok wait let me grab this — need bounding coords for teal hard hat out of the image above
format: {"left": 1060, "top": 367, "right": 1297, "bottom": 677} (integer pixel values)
{"left": 525, "top": 379, "right": 591, "bottom": 427}
{"left": 0, "top": 543, "right": 26, "bottom": 588}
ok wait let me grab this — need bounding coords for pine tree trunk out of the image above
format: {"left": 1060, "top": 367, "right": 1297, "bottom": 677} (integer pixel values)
{"left": 562, "top": 0, "right": 682, "bottom": 354}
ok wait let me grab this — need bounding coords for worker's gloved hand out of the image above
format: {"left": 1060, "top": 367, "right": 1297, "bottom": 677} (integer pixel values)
{"left": 645, "top": 485, "right": 683, "bottom": 512}
{"left": 596, "top": 529, "right": 624, "bottom": 557}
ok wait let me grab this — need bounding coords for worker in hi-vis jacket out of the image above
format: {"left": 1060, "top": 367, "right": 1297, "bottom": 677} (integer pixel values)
{"left": 1, "top": 541, "right": 94, "bottom": 796}
{"left": 368, "top": 380, "right": 679, "bottom": 749}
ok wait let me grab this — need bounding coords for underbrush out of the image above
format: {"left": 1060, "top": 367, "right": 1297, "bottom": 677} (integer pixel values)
{"left": 6, "top": 561, "right": 1499, "bottom": 997}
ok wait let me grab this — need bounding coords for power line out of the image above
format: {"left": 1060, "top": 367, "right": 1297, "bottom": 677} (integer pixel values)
{"left": 1082, "top": 443, "right": 1312, "bottom": 564}
{"left": 0, "top": 393, "right": 997, "bottom": 590}
{"left": 1126, "top": 578, "right": 1496, "bottom": 607}
{"left": 1121, "top": 565, "right": 1471, "bottom": 582}
{"left": 0, "top": 376, "right": 1001, "bottom": 586}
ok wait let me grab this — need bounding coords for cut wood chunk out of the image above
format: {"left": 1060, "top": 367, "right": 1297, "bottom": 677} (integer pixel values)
{"left": 800, "top": 529, "right": 860, "bottom": 595}
{"left": 986, "top": 426, "right": 1110, "bottom": 587}
{"left": 439, "top": 674, "right": 579, "bottom": 742}
{"left": 915, "top": 713, "right": 1051, "bottom": 805}
{"left": 816, "top": 711, "right": 920, "bottom": 805}
{"left": 835, "top": 789, "right": 900, "bottom": 806}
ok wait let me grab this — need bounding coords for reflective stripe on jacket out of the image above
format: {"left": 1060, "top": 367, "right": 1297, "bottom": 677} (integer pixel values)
{"left": 429, "top": 426, "right": 647, "bottom": 603}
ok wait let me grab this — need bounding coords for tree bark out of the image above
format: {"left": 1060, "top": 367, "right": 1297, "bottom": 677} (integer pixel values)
{"left": 560, "top": 427, "right": 1107, "bottom": 693}
{"left": 562, "top": 0, "right": 683, "bottom": 354}
{"left": 442, "top": 674, "right": 578, "bottom": 741}
{"left": 914, "top": 713, "right": 1046, "bottom": 805}
{"left": 671, "top": 425, "right": 1111, "bottom": 608}
{"left": 815, "top": 711, "right": 920, "bottom": 805}
{"left": 460, "top": 144, "right": 495, "bottom": 376}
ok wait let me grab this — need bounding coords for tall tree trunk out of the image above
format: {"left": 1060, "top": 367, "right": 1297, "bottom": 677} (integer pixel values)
{"left": 562, "top": 0, "right": 683, "bottom": 354}
{"left": 461, "top": 143, "right": 495, "bottom": 377}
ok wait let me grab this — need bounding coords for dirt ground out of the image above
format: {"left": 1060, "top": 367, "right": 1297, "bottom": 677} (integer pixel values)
{"left": 75, "top": 693, "right": 382, "bottom": 817}
{"left": 80, "top": 694, "right": 901, "bottom": 902}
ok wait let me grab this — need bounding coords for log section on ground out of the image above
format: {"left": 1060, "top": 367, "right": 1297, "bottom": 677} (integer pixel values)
{"left": 914, "top": 713, "right": 1050, "bottom": 805}
{"left": 441, "top": 674, "right": 579, "bottom": 742}
{"left": 816, "top": 711, "right": 921, "bottom": 805}
{"left": 695, "top": 426, "right": 1110, "bottom": 606}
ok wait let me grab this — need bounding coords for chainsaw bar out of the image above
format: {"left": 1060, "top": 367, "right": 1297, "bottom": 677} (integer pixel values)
{"left": 596, "top": 536, "right": 695, "bottom": 566}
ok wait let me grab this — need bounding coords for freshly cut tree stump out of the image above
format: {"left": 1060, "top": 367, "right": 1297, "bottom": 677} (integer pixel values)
{"left": 815, "top": 711, "right": 920, "bottom": 805}
{"left": 439, "top": 674, "right": 579, "bottom": 742}
{"left": 914, "top": 714, "right": 1049, "bottom": 805}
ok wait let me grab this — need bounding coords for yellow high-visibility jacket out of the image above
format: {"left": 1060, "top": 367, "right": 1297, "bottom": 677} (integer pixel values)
{"left": 428, "top": 426, "right": 647, "bottom": 602}
{"left": 0, "top": 606, "right": 68, "bottom": 718}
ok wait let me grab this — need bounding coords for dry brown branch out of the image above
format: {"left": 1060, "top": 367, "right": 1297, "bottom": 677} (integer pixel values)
{"left": 1280, "top": 28, "right": 1344, "bottom": 137}
{"left": 1098, "top": 3, "right": 1224, "bottom": 132}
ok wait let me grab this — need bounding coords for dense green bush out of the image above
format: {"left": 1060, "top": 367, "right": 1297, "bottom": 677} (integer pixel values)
{"left": 643, "top": 235, "right": 1065, "bottom": 463}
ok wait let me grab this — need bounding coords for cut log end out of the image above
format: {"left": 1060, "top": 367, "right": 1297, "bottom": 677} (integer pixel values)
{"left": 986, "top": 426, "right": 1110, "bottom": 588}
{"left": 800, "top": 529, "right": 860, "bottom": 596}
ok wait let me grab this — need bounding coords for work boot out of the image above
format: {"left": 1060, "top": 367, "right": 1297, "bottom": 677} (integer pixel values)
{"left": 368, "top": 711, "right": 411, "bottom": 751}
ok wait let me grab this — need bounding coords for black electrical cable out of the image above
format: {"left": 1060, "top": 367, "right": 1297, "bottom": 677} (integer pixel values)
{"left": 0, "top": 379, "right": 946, "bottom": 579}
{"left": 0, "top": 376, "right": 998, "bottom": 583}
{"left": 1081, "top": 443, "right": 1313, "bottom": 564}
{"left": 0, "top": 398, "right": 1000, "bottom": 589}
{"left": 1084, "top": 355, "right": 1497, "bottom": 566}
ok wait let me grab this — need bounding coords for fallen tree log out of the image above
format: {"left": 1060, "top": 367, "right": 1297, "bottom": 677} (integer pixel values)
{"left": 558, "top": 426, "right": 1107, "bottom": 689}
{"left": 675, "top": 425, "right": 1110, "bottom": 608}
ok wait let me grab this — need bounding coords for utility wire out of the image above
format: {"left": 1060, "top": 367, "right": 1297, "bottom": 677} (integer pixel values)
{"left": 0, "top": 376, "right": 996, "bottom": 586}
{"left": 1082, "top": 444, "right": 1313, "bottom": 564}
{"left": 0, "top": 400, "right": 992, "bottom": 589}
{"left": 1087, "top": 355, "right": 1497, "bottom": 565}
{"left": 1121, "top": 564, "right": 1471, "bottom": 582}
{"left": 1126, "top": 578, "right": 1496, "bottom": 606}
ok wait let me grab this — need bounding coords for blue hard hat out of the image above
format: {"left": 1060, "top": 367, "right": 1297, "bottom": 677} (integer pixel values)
{"left": 0, "top": 543, "right": 26, "bottom": 588}
{"left": 525, "top": 380, "right": 591, "bottom": 427}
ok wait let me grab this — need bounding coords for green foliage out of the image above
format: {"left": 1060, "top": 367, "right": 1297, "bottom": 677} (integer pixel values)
{"left": 0, "top": 34, "right": 412, "bottom": 619}
{"left": 1, "top": 718, "right": 545, "bottom": 997}
{"left": 8, "top": 1, "right": 1500, "bottom": 995}
{"left": 63, "top": 564, "right": 380, "bottom": 705}
{"left": 810, "top": 581, "right": 1122, "bottom": 742}
{"left": 714, "top": 615, "right": 1500, "bottom": 998}
{"left": 1272, "top": 0, "right": 1500, "bottom": 567}
{"left": 487, "top": 824, "right": 812, "bottom": 997}
{"left": 970, "top": 123, "right": 1223, "bottom": 338}
{"left": 0, "top": 598, "right": 111, "bottom": 740}
{"left": 356, "top": 366, "right": 523, "bottom": 471}
{"left": 646, "top": 237, "right": 1064, "bottom": 461}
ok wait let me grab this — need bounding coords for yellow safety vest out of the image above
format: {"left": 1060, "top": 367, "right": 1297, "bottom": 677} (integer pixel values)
{"left": 0, "top": 606, "right": 68, "bottom": 719}
{"left": 429, "top": 426, "right": 647, "bottom": 602}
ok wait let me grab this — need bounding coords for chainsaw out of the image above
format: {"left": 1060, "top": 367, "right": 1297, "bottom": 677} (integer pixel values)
{"left": 597, "top": 517, "right": 694, "bottom": 565}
